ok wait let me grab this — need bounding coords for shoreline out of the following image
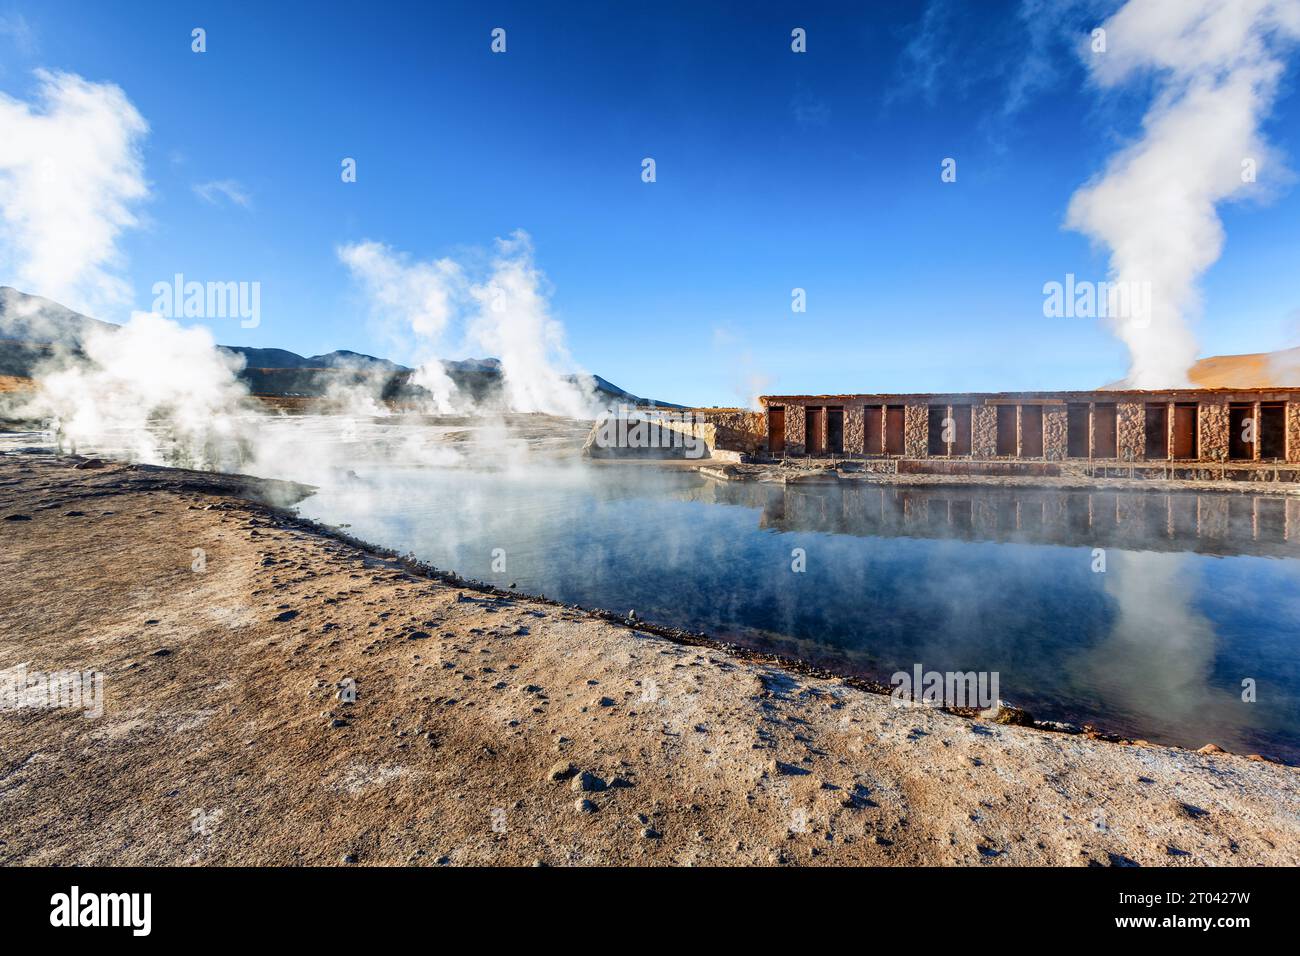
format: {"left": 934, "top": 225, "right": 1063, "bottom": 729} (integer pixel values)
{"left": 2, "top": 451, "right": 1298, "bottom": 865}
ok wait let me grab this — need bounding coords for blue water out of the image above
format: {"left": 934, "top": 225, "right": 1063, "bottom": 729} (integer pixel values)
{"left": 298, "top": 464, "right": 1300, "bottom": 761}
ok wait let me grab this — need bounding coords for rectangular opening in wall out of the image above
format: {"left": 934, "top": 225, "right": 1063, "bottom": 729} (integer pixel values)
{"left": 1172, "top": 402, "right": 1198, "bottom": 459}
{"left": 885, "top": 405, "right": 904, "bottom": 455}
{"left": 826, "top": 407, "right": 844, "bottom": 454}
{"left": 1144, "top": 403, "right": 1168, "bottom": 459}
{"left": 1229, "top": 403, "right": 1254, "bottom": 460}
{"left": 1260, "top": 403, "right": 1285, "bottom": 460}
{"left": 950, "top": 404, "right": 971, "bottom": 455}
{"left": 927, "top": 405, "right": 948, "bottom": 456}
{"left": 996, "top": 405, "right": 1016, "bottom": 455}
{"left": 1020, "top": 405, "right": 1043, "bottom": 458}
{"left": 864, "top": 405, "right": 883, "bottom": 455}
{"left": 806, "top": 406, "right": 825, "bottom": 455}
{"left": 1093, "top": 403, "right": 1117, "bottom": 458}
{"left": 767, "top": 406, "right": 785, "bottom": 455}
{"left": 1067, "top": 403, "right": 1090, "bottom": 458}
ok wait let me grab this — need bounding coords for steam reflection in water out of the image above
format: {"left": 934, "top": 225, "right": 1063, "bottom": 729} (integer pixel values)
{"left": 298, "top": 464, "right": 1300, "bottom": 761}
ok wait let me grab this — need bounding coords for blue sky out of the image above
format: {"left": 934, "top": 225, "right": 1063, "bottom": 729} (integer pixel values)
{"left": 2, "top": 0, "right": 1299, "bottom": 405}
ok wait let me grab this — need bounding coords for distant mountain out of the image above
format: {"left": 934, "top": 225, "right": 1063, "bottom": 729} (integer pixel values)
{"left": 1102, "top": 347, "right": 1300, "bottom": 389}
{"left": 0, "top": 286, "right": 679, "bottom": 408}
{"left": 220, "top": 345, "right": 408, "bottom": 373}
{"left": 0, "top": 287, "right": 116, "bottom": 348}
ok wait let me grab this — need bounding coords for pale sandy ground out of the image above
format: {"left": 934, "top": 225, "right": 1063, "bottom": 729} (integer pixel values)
{"left": 2, "top": 452, "right": 1299, "bottom": 866}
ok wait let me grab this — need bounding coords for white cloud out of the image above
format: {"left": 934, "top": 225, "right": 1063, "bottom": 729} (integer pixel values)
{"left": 192, "top": 178, "right": 252, "bottom": 208}
{"left": 0, "top": 14, "right": 37, "bottom": 57}
{"left": 0, "top": 69, "right": 148, "bottom": 318}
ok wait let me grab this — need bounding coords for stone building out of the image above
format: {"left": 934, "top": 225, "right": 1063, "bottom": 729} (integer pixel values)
{"left": 759, "top": 389, "right": 1300, "bottom": 468}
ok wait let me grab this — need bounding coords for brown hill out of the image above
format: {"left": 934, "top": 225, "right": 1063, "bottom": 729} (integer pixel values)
{"left": 1103, "top": 347, "right": 1300, "bottom": 390}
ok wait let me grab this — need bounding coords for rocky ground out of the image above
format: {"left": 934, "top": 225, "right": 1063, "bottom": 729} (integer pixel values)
{"left": 2, "top": 452, "right": 1299, "bottom": 866}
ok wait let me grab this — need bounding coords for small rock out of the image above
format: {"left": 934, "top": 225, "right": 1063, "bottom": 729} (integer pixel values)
{"left": 570, "top": 770, "right": 606, "bottom": 793}
{"left": 547, "top": 761, "right": 576, "bottom": 782}
{"left": 341, "top": 852, "right": 358, "bottom": 864}
{"left": 641, "top": 827, "right": 661, "bottom": 840}
{"left": 574, "top": 798, "right": 597, "bottom": 813}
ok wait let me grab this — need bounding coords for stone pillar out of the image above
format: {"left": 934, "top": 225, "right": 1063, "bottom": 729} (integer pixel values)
{"left": 786, "top": 404, "right": 806, "bottom": 455}
{"left": 1117, "top": 402, "right": 1144, "bottom": 461}
{"left": 1254, "top": 401, "right": 1263, "bottom": 461}
{"left": 1044, "top": 406, "right": 1068, "bottom": 461}
{"left": 1199, "top": 400, "right": 1229, "bottom": 462}
{"left": 1288, "top": 402, "right": 1300, "bottom": 464}
{"left": 1165, "top": 402, "right": 1177, "bottom": 461}
{"left": 904, "top": 404, "right": 928, "bottom": 458}
{"left": 972, "top": 405, "right": 997, "bottom": 458}
{"left": 845, "top": 405, "right": 865, "bottom": 455}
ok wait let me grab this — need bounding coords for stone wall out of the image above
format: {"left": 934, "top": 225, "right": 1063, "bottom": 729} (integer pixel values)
{"left": 1289, "top": 402, "right": 1300, "bottom": 464}
{"left": 844, "top": 406, "right": 865, "bottom": 455}
{"left": 1044, "top": 407, "right": 1068, "bottom": 461}
{"left": 692, "top": 409, "right": 767, "bottom": 456}
{"left": 1117, "top": 402, "right": 1144, "bottom": 461}
{"left": 785, "top": 404, "right": 806, "bottom": 455}
{"left": 972, "top": 405, "right": 997, "bottom": 457}
{"left": 1199, "top": 400, "right": 1230, "bottom": 462}
{"left": 904, "top": 404, "right": 928, "bottom": 457}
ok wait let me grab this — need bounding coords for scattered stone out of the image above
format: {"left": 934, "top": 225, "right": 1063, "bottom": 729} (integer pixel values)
{"left": 767, "top": 758, "right": 810, "bottom": 777}
{"left": 547, "top": 761, "right": 577, "bottom": 782}
{"left": 984, "top": 704, "right": 1034, "bottom": 727}
{"left": 571, "top": 770, "right": 606, "bottom": 793}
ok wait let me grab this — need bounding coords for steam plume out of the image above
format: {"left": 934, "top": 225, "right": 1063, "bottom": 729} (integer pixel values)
{"left": 336, "top": 240, "right": 463, "bottom": 411}
{"left": 1066, "top": 0, "right": 1300, "bottom": 387}
{"left": 469, "top": 231, "right": 593, "bottom": 419}
{"left": 0, "top": 70, "right": 148, "bottom": 318}
{"left": 338, "top": 231, "right": 595, "bottom": 417}
{"left": 25, "top": 312, "right": 252, "bottom": 467}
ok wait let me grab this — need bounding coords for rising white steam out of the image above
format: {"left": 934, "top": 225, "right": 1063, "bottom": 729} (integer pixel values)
{"left": 469, "top": 231, "right": 594, "bottom": 419}
{"left": 336, "top": 240, "right": 463, "bottom": 410}
{"left": 0, "top": 70, "right": 148, "bottom": 318}
{"left": 1066, "top": 0, "right": 1300, "bottom": 387}
{"left": 24, "top": 312, "right": 252, "bottom": 467}
{"left": 338, "top": 231, "right": 595, "bottom": 417}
